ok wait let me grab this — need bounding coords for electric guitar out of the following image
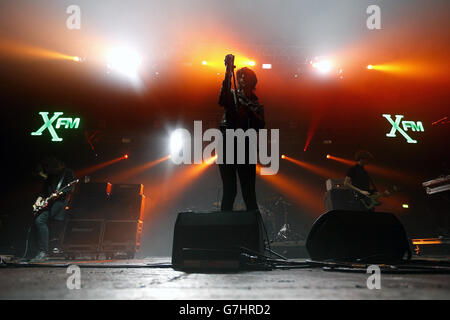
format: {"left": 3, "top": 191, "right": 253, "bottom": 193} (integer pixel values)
{"left": 32, "top": 179, "right": 79, "bottom": 217}
{"left": 357, "top": 186, "right": 399, "bottom": 210}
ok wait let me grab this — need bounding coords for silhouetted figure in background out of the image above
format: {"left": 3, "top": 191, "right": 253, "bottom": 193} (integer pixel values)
{"left": 344, "top": 150, "right": 378, "bottom": 211}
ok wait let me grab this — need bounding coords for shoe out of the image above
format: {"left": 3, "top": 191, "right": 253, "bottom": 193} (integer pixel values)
{"left": 52, "top": 247, "right": 62, "bottom": 254}
{"left": 30, "top": 251, "right": 47, "bottom": 262}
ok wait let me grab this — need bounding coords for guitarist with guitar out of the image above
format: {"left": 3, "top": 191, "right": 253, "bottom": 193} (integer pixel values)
{"left": 344, "top": 150, "right": 383, "bottom": 212}
{"left": 30, "top": 157, "right": 77, "bottom": 261}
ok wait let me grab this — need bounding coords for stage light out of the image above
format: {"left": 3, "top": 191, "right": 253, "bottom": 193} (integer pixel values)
{"left": 205, "top": 155, "right": 218, "bottom": 165}
{"left": 124, "top": 154, "right": 129, "bottom": 159}
{"left": 248, "top": 60, "right": 256, "bottom": 66}
{"left": 328, "top": 154, "right": 421, "bottom": 184}
{"left": 75, "top": 155, "right": 127, "bottom": 177}
{"left": 282, "top": 155, "right": 338, "bottom": 179}
{"left": 256, "top": 164, "right": 324, "bottom": 215}
{"left": 170, "top": 130, "right": 184, "bottom": 155}
{"left": 73, "top": 56, "right": 80, "bottom": 62}
{"left": 326, "top": 154, "right": 355, "bottom": 166}
{"left": 109, "top": 154, "right": 171, "bottom": 182}
{"left": 202, "top": 60, "right": 207, "bottom": 65}
{"left": 281, "top": 154, "right": 286, "bottom": 159}
{"left": 107, "top": 47, "right": 141, "bottom": 78}
{"left": 402, "top": 204, "right": 409, "bottom": 209}
{"left": 262, "top": 63, "right": 272, "bottom": 69}
{"left": 0, "top": 39, "right": 81, "bottom": 62}
{"left": 313, "top": 59, "right": 333, "bottom": 73}
{"left": 364, "top": 62, "right": 442, "bottom": 78}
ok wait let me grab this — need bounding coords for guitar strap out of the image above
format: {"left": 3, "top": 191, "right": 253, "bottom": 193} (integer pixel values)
{"left": 368, "top": 174, "right": 377, "bottom": 193}
{"left": 55, "top": 169, "right": 67, "bottom": 192}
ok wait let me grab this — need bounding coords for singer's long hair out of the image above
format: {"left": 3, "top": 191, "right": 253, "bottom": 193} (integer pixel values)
{"left": 39, "top": 156, "right": 66, "bottom": 175}
{"left": 236, "top": 67, "right": 257, "bottom": 91}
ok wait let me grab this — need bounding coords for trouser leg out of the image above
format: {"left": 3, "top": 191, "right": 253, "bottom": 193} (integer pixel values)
{"left": 49, "top": 201, "right": 66, "bottom": 246}
{"left": 237, "top": 163, "right": 258, "bottom": 211}
{"left": 219, "top": 163, "right": 237, "bottom": 211}
{"left": 50, "top": 200, "right": 66, "bottom": 221}
{"left": 35, "top": 210, "right": 49, "bottom": 253}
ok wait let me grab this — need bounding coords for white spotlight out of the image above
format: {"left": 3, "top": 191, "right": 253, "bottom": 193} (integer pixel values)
{"left": 262, "top": 63, "right": 272, "bottom": 69}
{"left": 170, "top": 130, "right": 184, "bottom": 155}
{"left": 107, "top": 47, "right": 141, "bottom": 79}
{"left": 312, "top": 59, "right": 333, "bottom": 74}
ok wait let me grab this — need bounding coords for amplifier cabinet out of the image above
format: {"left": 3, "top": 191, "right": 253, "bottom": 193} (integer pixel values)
{"left": 61, "top": 219, "right": 104, "bottom": 253}
{"left": 107, "top": 194, "right": 145, "bottom": 220}
{"left": 110, "top": 183, "right": 144, "bottom": 196}
{"left": 101, "top": 220, "right": 143, "bottom": 258}
{"left": 324, "top": 189, "right": 366, "bottom": 212}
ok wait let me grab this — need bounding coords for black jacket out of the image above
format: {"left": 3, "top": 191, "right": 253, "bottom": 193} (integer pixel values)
{"left": 218, "top": 74, "right": 265, "bottom": 131}
{"left": 40, "top": 168, "right": 75, "bottom": 201}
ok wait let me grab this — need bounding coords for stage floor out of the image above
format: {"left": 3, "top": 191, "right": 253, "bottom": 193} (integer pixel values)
{"left": 1, "top": 257, "right": 450, "bottom": 300}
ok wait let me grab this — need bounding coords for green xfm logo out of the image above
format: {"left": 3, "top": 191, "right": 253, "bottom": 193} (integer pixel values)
{"left": 31, "top": 112, "right": 80, "bottom": 142}
{"left": 383, "top": 114, "right": 424, "bottom": 144}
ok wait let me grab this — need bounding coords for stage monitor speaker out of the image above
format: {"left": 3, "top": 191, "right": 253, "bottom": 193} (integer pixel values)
{"left": 306, "top": 210, "right": 411, "bottom": 263}
{"left": 324, "top": 189, "right": 366, "bottom": 211}
{"left": 172, "top": 210, "right": 264, "bottom": 270}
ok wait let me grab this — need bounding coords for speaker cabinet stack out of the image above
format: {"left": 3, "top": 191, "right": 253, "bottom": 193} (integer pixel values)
{"left": 61, "top": 219, "right": 104, "bottom": 259}
{"left": 101, "top": 220, "right": 143, "bottom": 258}
{"left": 68, "top": 182, "right": 112, "bottom": 219}
{"left": 61, "top": 182, "right": 145, "bottom": 259}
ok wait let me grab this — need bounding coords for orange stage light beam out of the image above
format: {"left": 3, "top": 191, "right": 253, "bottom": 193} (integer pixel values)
{"left": 164, "top": 155, "right": 218, "bottom": 196}
{"left": 111, "top": 154, "right": 171, "bottom": 183}
{"left": 411, "top": 238, "right": 443, "bottom": 245}
{"left": 327, "top": 155, "right": 421, "bottom": 184}
{"left": 282, "top": 155, "right": 340, "bottom": 179}
{"left": 185, "top": 42, "right": 257, "bottom": 71}
{"left": 256, "top": 165, "right": 324, "bottom": 216}
{"left": 326, "top": 155, "right": 356, "bottom": 166}
{"left": 75, "top": 155, "right": 127, "bottom": 177}
{"left": 367, "top": 62, "right": 443, "bottom": 78}
{"left": 143, "top": 155, "right": 217, "bottom": 214}
{"left": 365, "top": 165, "right": 422, "bottom": 185}
{"left": 0, "top": 39, "right": 79, "bottom": 61}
